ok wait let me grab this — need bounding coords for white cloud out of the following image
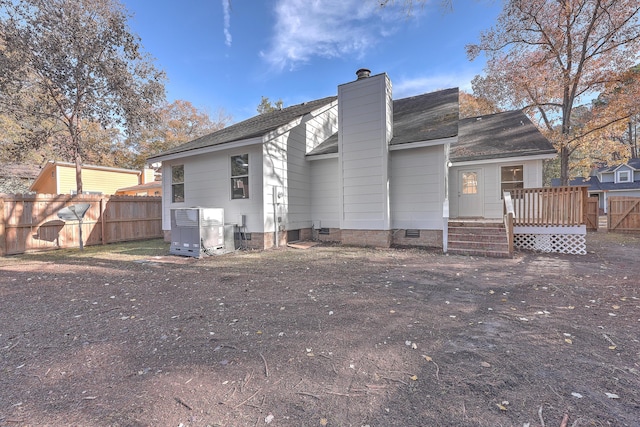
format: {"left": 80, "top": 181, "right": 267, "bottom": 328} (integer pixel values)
{"left": 262, "top": 0, "right": 406, "bottom": 71}
{"left": 222, "top": 0, "right": 232, "bottom": 47}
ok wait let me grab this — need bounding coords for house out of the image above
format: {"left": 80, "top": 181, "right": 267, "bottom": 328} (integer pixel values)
{"left": 116, "top": 176, "right": 162, "bottom": 197}
{"left": 553, "top": 158, "right": 640, "bottom": 213}
{"left": 115, "top": 181, "right": 162, "bottom": 196}
{"left": 148, "top": 69, "right": 556, "bottom": 251}
{"left": 30, "top": 160, "right": 156, "bottom": 196}
{"left": 0, "top": 163, "right": 40, "bottom": 194}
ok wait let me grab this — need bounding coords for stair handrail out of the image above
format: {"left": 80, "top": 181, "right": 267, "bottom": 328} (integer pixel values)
{"left": 503, "top": 191, "right": 515, "bottom": 257}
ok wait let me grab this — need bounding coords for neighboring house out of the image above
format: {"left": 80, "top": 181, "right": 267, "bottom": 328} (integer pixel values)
{"left": 553, "top": 158, "right": 640, "bottom": 213}
{"left": 30, "top": 160, "right": 156, "bottom": 196}
{"left": 0, "top": 163, "right": 40, "bottom": 194}
{"left": 148, "top": 69, "right": 556, "bottom": 250}
{"left": 115, "top": 181, "right": 162, "bottom": 197}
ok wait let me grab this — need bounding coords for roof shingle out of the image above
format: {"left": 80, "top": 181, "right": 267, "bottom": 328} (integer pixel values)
{"left": 453, "top": 111, "right": 556, "bottom": 162}
{"left": 148, "top": 96, "right": 337, "bottom": 160}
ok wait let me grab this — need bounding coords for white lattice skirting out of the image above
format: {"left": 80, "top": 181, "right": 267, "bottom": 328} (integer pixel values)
{"left": 513, "top": 225, "right": 587, "bottom": 255}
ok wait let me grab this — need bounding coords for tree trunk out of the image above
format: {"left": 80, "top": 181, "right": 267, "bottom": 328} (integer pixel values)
{"left": 75, "top": 153, "right": 83, "bottom": 195}
{"left": 560, "top": 145, "right": 570, "bottom": 186}
{"left": 630, "top": 122, "right": 637, "bottom": 159}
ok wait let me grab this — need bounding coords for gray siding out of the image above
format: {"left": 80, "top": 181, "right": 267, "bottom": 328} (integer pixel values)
{"left": 161, "top": 145, "right": 264, "bottom": 231}
{"left": 262, "top": 105, "right": 339, "bottom": 233}
{"left": 305, "top": 102, "right": 338, "bottom": 153}
{"left": 449, "top": 159, "right": 544, "bottom": 219}
{"left": 338, "top": 73, "right": 392, "bottom": 230}
{"left": 390, "top": 146, "right": 445, "bottom": 229}
{"left": 310, "top": 158, "right": 340, "bottom": 228}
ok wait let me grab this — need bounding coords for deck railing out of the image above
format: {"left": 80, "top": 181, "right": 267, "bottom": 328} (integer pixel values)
{"left": 508, "top": 186, "right": 588, "bottom": 227}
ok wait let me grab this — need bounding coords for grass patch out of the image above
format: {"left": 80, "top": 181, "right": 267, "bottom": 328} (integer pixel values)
{"left": 0, "top": 238, "right": 169, "bottom": 265}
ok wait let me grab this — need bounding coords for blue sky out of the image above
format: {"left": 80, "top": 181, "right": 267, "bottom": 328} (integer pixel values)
{"left": 122, "top": 0, "right": 502, "bottom": 123}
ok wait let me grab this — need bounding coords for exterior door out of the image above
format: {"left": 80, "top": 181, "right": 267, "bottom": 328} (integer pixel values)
{"left": 458, "top": 169, "right": 483, "bottom": 217}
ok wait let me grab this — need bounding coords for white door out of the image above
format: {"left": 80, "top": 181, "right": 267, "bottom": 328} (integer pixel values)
{"left": 458, "top": 169, "right": 483, "bottom": 217}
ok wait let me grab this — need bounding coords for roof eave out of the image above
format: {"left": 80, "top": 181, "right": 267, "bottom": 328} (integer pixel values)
{"left": 148, "top": 136, "right": 264, "bottom": 163}
{"left": 451, "top": 151, "right": 556, "bottom": 166}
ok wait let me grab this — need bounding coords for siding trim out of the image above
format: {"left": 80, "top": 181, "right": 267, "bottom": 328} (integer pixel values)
{"left": 451, "top": 153, "right": 555, "bottom": 167}
{"left": 307, "top": 153, "right": 339, "bottom": 161}
{"left": 389, "top": 136, "right": 455, "bottom": 151}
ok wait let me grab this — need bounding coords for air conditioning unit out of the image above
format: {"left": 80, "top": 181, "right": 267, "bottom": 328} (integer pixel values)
{"left": 170, "top": 208, "right": 228, "bottom": 257}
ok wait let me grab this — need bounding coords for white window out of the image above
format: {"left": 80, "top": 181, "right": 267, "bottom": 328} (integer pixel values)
{"left": 231, "top": 154, "right": 249, "bottom": 199}
{"left": 617, "top": 170, "right": 630, "bottom": 183}
{"left": 171, "top": 165, "right": 184, "bottom": 203}
{"left": 462, "top": 172, "right": 478, "bottom": 195}
{"left": 501, "top": 165, "right": 524, "bottom": 196}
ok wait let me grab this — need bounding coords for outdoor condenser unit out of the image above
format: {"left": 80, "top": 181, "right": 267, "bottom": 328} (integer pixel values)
{"left": 170, "top": 208, "right": 226, "bottom": 257}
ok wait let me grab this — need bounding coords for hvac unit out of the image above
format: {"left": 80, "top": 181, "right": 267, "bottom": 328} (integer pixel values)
{"left": 170, "top": 208, "right": 228, "bottom": 257}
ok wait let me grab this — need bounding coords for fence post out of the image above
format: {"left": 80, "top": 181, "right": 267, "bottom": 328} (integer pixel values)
{"left": 581, "top": 186, "right": 587, "bottom": 226}
{"left": 100, "top": 197, "right": 106, "bottom": 245}
{"left": 0, "top": 197, "right": 5, "bottom": 256}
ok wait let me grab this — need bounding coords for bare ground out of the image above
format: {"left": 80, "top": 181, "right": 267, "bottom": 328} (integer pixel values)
{"left": 0, "top": 232, "right": 639, "bottom": 427}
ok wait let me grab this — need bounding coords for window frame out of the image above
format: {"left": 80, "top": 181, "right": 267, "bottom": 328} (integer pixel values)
{"left": 230, "top": 154, "right": 249, "bottom": 200}
{"left": 616, "top": 170, "right": 630, "bottom": 183}
{"left": 171, "top": 164, "right": 185, "bottom": 203}
{"left": 500, "top": 165, "right": 524, "bottom": 198}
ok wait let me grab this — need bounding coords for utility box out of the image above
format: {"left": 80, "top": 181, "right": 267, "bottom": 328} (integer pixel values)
{"left": 170, "top": 208, "right": 227, "bottom": 257}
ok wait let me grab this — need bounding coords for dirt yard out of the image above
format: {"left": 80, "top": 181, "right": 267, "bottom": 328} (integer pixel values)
{"left": 1, "top": 232, "right": 639, "bottom": 427}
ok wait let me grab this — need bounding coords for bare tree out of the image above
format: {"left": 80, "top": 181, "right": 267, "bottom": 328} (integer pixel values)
{"left": 0, "top": 0, "right": 166, "bottom": 193}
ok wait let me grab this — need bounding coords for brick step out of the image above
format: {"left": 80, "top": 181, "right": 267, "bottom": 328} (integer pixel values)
{"left": 448, "top": 225, "right": 505, "bottom": 233}
{"left": 447, "top": 247, "right": 512, "bottom": 258}
{"left": 448, "top": 233, "right": 507, "bottom": 243}
{"left": 448, "top": 240, "right": 509, "bottom": 251}
{"left": 447, "top": 221, "right": 511, "bottom": 258}
{"left": 448, "top": 221, "right": 504, "bottom": 227}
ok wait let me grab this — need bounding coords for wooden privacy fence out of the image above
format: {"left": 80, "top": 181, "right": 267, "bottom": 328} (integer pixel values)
{"left": 608, "top": 196, "right": 640, "bottom": 232}
{"left": 0, "top": 194, "right": 163, "bottom": 256}
{"left": 509, "top": 186, "right": 588, "bottom": 227}
{"left": 585, "top": 197, "right": 599, "bottom": 231}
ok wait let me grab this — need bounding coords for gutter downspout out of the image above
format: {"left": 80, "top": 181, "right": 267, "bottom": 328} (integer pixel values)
{"left": 443, "top": 142, "right": 451, "bottom": 253}
{"left": 273, "top": 185, "right": 281, "bottom": 247}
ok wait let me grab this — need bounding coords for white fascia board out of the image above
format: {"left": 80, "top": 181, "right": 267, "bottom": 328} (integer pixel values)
{"left": 607, "top": 187, "right": 640, "bottom": 193}
{"left": 389, "top": 136, "right": 455, "bottom": 151}
{"left": 451, "top": 153, "right": 556, "bottom": 167}
{"left": 306, "top": 153, "right": 339, "bottom": 161}
{"left": 148, "top": 137, "right": 263, "bottom": 163}
{"left": 611, "top": 164, "right": 630, "bottom": 172}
